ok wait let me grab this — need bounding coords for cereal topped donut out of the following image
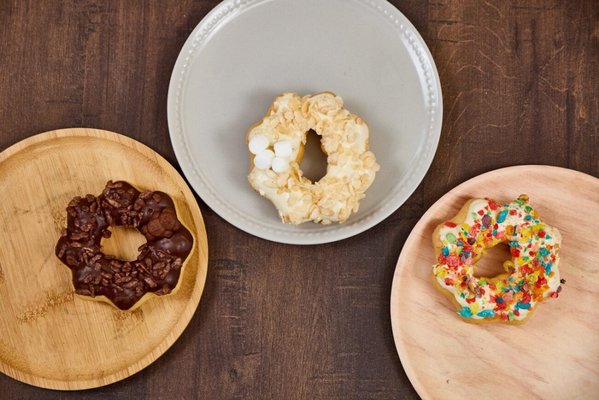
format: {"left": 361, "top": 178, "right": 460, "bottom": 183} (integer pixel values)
{"left": 432, "top": 195, "right": 563, "bottom": 323}
{"left": 247, "top": 92, "right": 380, "bottom": 224}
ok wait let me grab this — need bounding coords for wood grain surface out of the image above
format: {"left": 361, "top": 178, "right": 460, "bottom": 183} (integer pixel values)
{"left": 0, "top": 0, "right": 597, "bottom": 399}
{"left": 0, "top": 128, "right": 208, "bottom": 390}
{"left": 391, "top": 166, "right": 599, "bottom": 400}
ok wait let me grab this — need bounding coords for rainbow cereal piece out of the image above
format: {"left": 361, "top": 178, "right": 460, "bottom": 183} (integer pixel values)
{"left": 432, "top": 195, "right": 563, "bottom": 323}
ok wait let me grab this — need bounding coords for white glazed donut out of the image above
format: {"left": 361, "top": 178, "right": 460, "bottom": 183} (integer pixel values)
{"left": 247, "top": 92, "right": 380, "bottom": 224}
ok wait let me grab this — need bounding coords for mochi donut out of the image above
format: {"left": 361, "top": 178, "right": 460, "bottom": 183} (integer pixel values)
{"left": 247, "top": 92, "right": 380, "bottom": 224}
{"left": 55, "top": 181, "right": 194, "bottom": 310}
{"left": 432, "top": 195, "right": 563, "bottom": 324}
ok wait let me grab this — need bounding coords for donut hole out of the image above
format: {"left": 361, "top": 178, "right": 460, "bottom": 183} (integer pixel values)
{"left": 300, "top": 129, "right": 328, "bottom": 182}
{"left": 101, "top": 226, "right": 147, "bottom": 262}
{"left": 474, "top": 243, "right": 512, "bottom": 278}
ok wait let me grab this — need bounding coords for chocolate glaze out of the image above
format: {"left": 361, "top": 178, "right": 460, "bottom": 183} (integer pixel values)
{"left": 55, "top": 181, "right": 193, "bottom": 310}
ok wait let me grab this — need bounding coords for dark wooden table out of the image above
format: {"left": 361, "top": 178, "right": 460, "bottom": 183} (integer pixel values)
{"left": 1, "top": 1, "right": 597, "bottom": 399}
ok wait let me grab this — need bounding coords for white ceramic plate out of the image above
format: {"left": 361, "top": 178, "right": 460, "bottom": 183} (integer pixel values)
{"left": 168, "top": 0, "right": 442, "bottom": 244}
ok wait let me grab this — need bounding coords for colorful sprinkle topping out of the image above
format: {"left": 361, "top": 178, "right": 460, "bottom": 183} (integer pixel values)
{"left": 433, "top": 195, "right": 562, "bottom": 322}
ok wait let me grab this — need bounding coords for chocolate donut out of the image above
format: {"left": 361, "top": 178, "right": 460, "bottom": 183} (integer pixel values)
{"left": 55, "top": 181, "right": 194, "bottom": 310}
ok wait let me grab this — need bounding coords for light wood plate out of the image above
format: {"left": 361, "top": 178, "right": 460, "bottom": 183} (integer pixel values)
{"left": 0, "top": 128, "right": 208, "bottom": 390}
{"left": 391, "top": 165, "right": 599, "bottom": 400}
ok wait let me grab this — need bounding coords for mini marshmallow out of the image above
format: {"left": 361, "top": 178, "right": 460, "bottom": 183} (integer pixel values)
{"left": 274, "top": 140, "right": 293, "bottom": 158}
{"left": 271, "top": 157, "right": 289, "bottom": 173}
{"left": 249, "top": 135, "right": 269, "bottom": 155}
{"left": 253, "top": 149, "right": 275, "bottom": 170}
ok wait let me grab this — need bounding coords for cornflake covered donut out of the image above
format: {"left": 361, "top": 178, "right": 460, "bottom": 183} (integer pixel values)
{"left": 247, "top": 92, "right": 379, "bottom": 224}
{"left": 432, "top": 195, "right": 563, "bottom": 323}
{"left": 55, "top": 181, "right": 194, "bottom": 310}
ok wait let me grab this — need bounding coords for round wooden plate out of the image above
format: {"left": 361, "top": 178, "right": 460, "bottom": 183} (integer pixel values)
{"left": 391, "top": 165, "right": 599, "bottom": 400}
{"left": 0, "top": 128, "right": 208, "bottom": 390}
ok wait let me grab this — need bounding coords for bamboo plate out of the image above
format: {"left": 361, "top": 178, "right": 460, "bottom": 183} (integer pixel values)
{"left": 391, "top": 165, "right": 599, "bottom": 400}
{"left": 0, "top": 128, "right": 208, "bottom": 390}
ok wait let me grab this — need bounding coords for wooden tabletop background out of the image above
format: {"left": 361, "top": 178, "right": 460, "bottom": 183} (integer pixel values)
{"left": 0, "top": 1, "right": 597, "bottom": 399}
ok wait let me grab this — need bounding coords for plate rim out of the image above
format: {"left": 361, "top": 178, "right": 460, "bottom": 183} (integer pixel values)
{"left": 0, "top": 128, "right": 209, "bottom": 390}
{"left": 390, "top": 164, "right": 599, "bottom": 399}
{"left": 167, "top": 0, "right": 443, "bottom": 245}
